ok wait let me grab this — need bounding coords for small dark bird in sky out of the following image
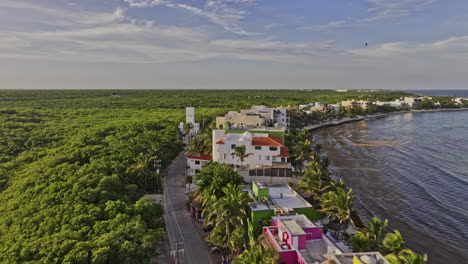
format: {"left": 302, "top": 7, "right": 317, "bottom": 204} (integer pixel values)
{"left": 365, "top": 43, "right": 368, "bottom": 46}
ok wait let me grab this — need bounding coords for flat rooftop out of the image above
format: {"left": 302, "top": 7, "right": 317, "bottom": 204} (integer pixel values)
{"left": 248, "top": 201, "right": 270, "bottom": 211}
{"left": 298, "top": 239, "right": 329, "bottom": 263}
{"left": 272, "top": 214, "right": 320, "bottom": 229}
{"left": 268, "top": 185, "right": 311, "bottom": 209}
{"left": 282, "top": 219, "right": 306, "bottom": 235}
{"left": 331, "top": 253, "right": 390, "bottom": 264}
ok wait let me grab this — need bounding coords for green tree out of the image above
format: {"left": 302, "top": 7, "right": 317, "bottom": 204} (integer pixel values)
{"left": 367, "top": 217, "right": 388, "bottom": 249}
{"left": 383, "top": 230, "right": 405, "bottom": 255}
{"left": 188, "top": 132, "right": 212, "bottom": 156}
{"left": 204, "top": 184, "right": 249, "bottom": 256}
{"left": 398, "top": 249, "right": 428, "bottom": 264}
{"left": 196, "top": 162, "right": 244, "bottom": 204}
{"left": 129, "top": 152, "right": 158, "bottom": 193}
{"left": 297, "top": 161, "right": 330, "bottom": 207}
{"left": 320, "top": 187, "right": 354, "bottom": 238}
{"left": 231, "top": 145, "right": 253, "bottom": 168}
{"left": 351, "top": 231, "right": 372, "bottom": 252}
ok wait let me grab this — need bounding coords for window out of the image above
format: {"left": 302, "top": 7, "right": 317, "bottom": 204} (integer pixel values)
{"left": 259, "top": 155, "right": 261, "bottom": 160}
{"left": 231, "top": 144, "right": 236, "bottom": 150}
{"left": 257, "top": 219, "right": 263, "bottom": 227}
{"left": 266, "top": 156, "right": 270, "bottom": 161}
{"left": 195, "top": 160, "right": 200, "bottom": 165}
{"left": 255, "top": 146, "right": 261, "bottom": 150}
{"left": 223, "top": 154, "right": 227, "bottom": 160}
{"left": 195, "top": 169, "right": 200, "bottom": 174}
{"left": 269, "top": 147, "right": 278, "bottom": 151}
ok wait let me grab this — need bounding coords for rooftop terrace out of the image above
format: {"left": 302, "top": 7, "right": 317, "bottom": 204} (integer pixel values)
{"left": 269, "top": 185, "right": 311, "bottom": 209}
{"left": 248, "top": 183, "right": 313, "bottom": 212}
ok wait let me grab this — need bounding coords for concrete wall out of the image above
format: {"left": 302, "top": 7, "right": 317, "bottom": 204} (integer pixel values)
{"left": 186, "top": 158, "right": 210, "bottom": 176}
{"left": 239, "top": 171, "right": 293, "bottom": 184}
{"left": 251, "top": 209, "right": 275, "bottom": 232}
{"left": 303, "top": 227, "right": 323, "bottom": 240}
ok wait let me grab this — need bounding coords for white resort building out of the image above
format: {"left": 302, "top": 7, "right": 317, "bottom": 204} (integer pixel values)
{"left": 178, "top": 107, "right": 200, "bottom": 143}
{"left": 216, "top": 105, "right": 290, "bottom": 129}
{"left": 212, "top": 130, "right": 292, "bottom": 181}
{"left": 341, "top": 100, "right": 373, "bottom": 110}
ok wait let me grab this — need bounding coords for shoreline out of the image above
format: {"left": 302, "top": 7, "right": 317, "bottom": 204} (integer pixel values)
{"left": 307, "top": 108, "right": 468, "bottom": 263}
{"left": 304, "top": 107, "right": 468, "bottom": 132}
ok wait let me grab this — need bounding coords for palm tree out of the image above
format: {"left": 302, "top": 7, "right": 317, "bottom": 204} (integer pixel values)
{"left": 297, "top": 161, "right": 330, "bottom": 207}
{"left": 183, "top": 122, "right": 194, "bottom": 141}
{"left": 188, "top": 132, "right": 212, "bottom": 156}
{"left": 203, "top": 184, "right": 250, "bottom": 255}
{"left": 383, "top": 230, "right": 405, "bottom": 255}
{"left": 232, "top": 145, "right": 253, "bottom": 168}
{"left": 129, "top": 153, "right": 156, "bottom": 192}
{"left": 320, "top": 187, "right": 354, "bottom": 238}
{"left": 233, "top": 220, "right": 278, "bottom": 264}
{"left": 367, "top": 217, "right": 388, "bottom": 250}
{"left": 398, "top": 249, "right": 428, "bottom": 264}
{"left": 232, "top": 245, "right": 278, "bottom": 264}
{"left": 351, "top": 231, "right": 372, "bottom": 252}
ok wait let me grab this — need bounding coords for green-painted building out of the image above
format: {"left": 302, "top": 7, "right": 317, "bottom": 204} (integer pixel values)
{"left": 248, "top": 182, "right": 322, "bottom": 233}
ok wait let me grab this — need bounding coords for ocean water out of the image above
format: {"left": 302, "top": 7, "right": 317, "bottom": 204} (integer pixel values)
{"left": 314, "top": 111, "right": 468, "bottom": 263}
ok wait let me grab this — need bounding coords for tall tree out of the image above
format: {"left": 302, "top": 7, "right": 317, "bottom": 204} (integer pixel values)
{"left": 297, "top": 161, "right": 330, "bottom": 207}
{"left": 367, "top": 217, "right": 388, "bottom": 250}
{"left": 196, "top": 162, "right": 244, "bottom": 205}
{"left": 320, "top": 187, "right": 354, "bottom": 238}
{"left": 129, "top": 153, "right": 157, "bottom": 193}
{"left": 231, "top": 145, "right": 253, "bottom": 168}
{"left": 203, "top": 184, "right": 249, "bottom": 256}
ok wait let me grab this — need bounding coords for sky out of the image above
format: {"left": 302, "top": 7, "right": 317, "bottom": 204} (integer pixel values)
{"left": 0, "top": 0, "right": 467, "bottom": 90}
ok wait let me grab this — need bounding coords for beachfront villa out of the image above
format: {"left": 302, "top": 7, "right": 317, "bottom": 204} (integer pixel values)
{"left": 216, "top": 105, "right": 290, "bottom": 129}
{"left": 403, "top": 97, "right": 423, "bottom": 108}
{"left": 375, "top": 100, "right": 406, "bottom": 109}
{"left": 327, "top": 104, "right": 341, "bottom": 112}
{"left": 247, "top": 182, "right": 322, "bottom": 232}
{"left": 340, "top": 100, "right": 372, "bottom": 110}
{"left": 300, "top": 102, "right": 327, "bottom": 112}
{"left": 185, "top": 155, "right": 211, "bottom": 177}
{"left": 178, "top": 107, "right": 200, "bottom": 143}
{"left": 453, "top": 97, "right": 468, "bottom": 105}
{"left": 212, "top": 130, "right": 293, "bottom": 181}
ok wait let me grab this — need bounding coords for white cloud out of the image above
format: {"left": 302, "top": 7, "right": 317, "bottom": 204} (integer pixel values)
{"left": 302, "top": 20, "right": 347, "bottom": 31}
{"left": 361, "top": 0, "right": 436, "bottom": 21}
{"left": 125, "top": 0, "right": 257, "bottom": 35}
{"left": 350, "top": 36, "right": 468, "bottom": 60}
{"left": 123, "top": 0, "right": 166, "bottom": 8}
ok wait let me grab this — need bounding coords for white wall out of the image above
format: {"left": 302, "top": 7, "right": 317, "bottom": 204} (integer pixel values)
{"left": 187, "top": 158, "right": 210, "bottom": 176}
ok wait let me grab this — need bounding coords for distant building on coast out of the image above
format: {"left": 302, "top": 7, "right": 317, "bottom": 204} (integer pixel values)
{"left": 403, "top": 97, "right": 423, "bottom": 108}
{"left": 375, "top": 99, "right": 406, "bottom": 109}
{"left": 216, "top": 105, "right": 290, "bottom": 130}
{"left": 341, "top": 100, "right": 373, "bottom": 110}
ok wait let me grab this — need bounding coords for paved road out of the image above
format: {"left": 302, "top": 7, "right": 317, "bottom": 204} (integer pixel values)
{"left": 163, "top": 150, "right": 212, "bottom": 264}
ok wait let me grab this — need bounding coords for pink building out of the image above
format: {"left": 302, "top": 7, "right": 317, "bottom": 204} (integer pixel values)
{"left": 263, "top": 214, "right": 344, "bottom": 264}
